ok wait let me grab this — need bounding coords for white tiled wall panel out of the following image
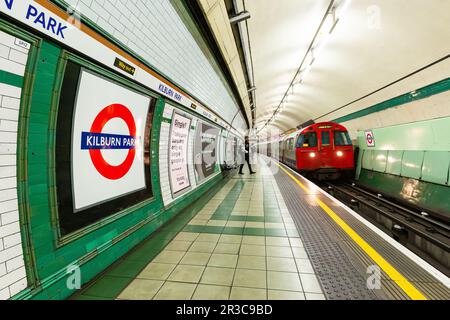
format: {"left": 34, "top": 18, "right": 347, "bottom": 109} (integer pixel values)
{"left": 159, "top": 103, "right": 224, "bottom": 207}
{"left": 342, "top": 90, "right": 450, "bottom": 140}
{"left": 0, "top": 30, "right": 28, "bottom": 300}
{"left": 64, "top": 0, "right": 247, "bottom": 132}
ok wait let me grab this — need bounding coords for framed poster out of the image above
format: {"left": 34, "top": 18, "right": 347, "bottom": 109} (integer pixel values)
{"left": 169, "top": 110, "right": 192, "bottom": 197}
{"left": 55, "top": 61, "right": 154, "bottom": 235}
{"left": 193, "top": 121, "right": 220, "bottom": 183}
{"left": 71, "top": 69, "right": 150, "bottom": 210}
{"left": 225, "top": 136, "right": 235, "bottom": 164}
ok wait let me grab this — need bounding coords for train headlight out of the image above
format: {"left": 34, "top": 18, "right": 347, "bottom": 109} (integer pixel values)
{"left": 309, "top": 152, "right": 316, "bottom": 158}
{"left": 337, "top": 151, "right": 344, "bottom": 157}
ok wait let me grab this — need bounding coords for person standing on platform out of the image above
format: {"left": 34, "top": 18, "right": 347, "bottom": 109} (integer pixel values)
{"left": 239, "top": 136, "right": 256, "bottom": 175}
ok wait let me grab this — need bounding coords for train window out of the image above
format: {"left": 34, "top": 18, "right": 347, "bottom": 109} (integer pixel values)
{"left": 55, "top": 59, "right": 155, "bottom": 236}
{"left": 334, "top": 131, "right": 352, "bottom": 146}
{"left": 288, "top": 138, "right": 294, "bottom": 150}
{"left": 297, "top": 132, "right": 317, "bottom": 148}
{"left": 321, "top": 131, "right": 331, "bottom": 146}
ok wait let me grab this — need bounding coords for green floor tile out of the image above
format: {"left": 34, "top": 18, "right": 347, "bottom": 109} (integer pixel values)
{"left": 219, "top": 201, "right": 236, "bottom": 205}
{"left": 82, "top": 276, "right": 131, "bottom": 299}
{"left": 211, "top": 214, "right": 231, "bottom": 220}
{"left": 200, "top": 226, "right": 225, "bottom": 234}
{"left": 157, "top": 231, "right": 180, "bottom": 240}
{"left": 227, "top": 216, "right": 247, "bottom": 222}
{"left": 243, "top": 228, "right": 266, "bottom": 236}
{"left": 245, "top": 216, "right": 265, "bottom": 222}
{"left": 126, "top": 248, "right": 159, "bottom": 262}
{"left": 108, "top": 260, "right": 148, "bottom": 278}
{"left": 215, "top": 208, "right": 232, "bottom": 215}
{"left": 221, "top": 227, "right": 244, "bottom": 235}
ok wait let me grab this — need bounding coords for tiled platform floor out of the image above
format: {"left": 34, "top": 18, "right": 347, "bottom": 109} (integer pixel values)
{"left": 114, "top": 160, "right": 325, "bottom": 300}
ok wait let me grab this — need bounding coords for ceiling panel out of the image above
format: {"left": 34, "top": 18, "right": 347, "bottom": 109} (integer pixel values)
{"left": 245, "top": 0, "right": 450, "bottom": 133}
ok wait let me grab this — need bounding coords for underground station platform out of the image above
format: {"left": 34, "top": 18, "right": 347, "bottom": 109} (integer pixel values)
{"left": 71, "top": 157, "right": 450, "bottom": 301}
{"left": 1, "top": 0, "right": 449, "bottom": 309}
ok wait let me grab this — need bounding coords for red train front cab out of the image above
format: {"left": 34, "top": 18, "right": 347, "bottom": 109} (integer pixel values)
{"left": 296, "top": 122, "right": 355, "bottom": 179}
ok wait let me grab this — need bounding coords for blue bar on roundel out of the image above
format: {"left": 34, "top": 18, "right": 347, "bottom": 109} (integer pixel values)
{"left": 81, "top": 132, "right": 137, "bottom": 150}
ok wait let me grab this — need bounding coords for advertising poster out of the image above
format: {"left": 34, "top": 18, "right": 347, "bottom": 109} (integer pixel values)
{"left": 194, "top": 121, "right": 220, "bottom": 183}
{"left": 71, "top": 70, "right": 150, "bottom": 211}
{"left": 169, "top": 111, "right": 192, "bottom": 197}
{"left": 225, "top": 136, "right": 235, "bottom": 165}
{"left": 234, "top": 137, "right": 238, "bottom": 163}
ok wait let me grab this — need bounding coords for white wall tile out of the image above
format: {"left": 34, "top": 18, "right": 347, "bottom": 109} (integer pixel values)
{"left": 0, "top": 287, "right": 9, "bottom": 300}
{"left": 66, "top": 0, "right": 247, "bottom": 131}
{"left": 8, "top": 49, "right": 28, "bottom": 65}
{"left": 0, "top": 266, "right": 26, "bottom": 290}
{"left": 8, "top": 277, "right": 26, "bottom": 296}
{"left": 5, "top": 255, "right": 24, "bottom": 273}
{"left": 0, "top": 96, "right": 21, "bottom": 111}
{"left": 0, "top": 83, "right": 21, "bottom": 99}
{"left": 0, "top": 30, "right": 28, "bottom": 300}
{"left": 0, "top": 202, "right": 19, "bottom": 216}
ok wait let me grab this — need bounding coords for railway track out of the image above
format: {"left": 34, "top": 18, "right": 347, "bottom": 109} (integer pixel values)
{"left": 321, "top": 181, "right": 450, "bottom": 275}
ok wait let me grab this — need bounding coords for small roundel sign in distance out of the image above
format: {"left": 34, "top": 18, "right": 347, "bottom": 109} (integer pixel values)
{"left": 365, "top": 130, "right": 375, "bottom": 147}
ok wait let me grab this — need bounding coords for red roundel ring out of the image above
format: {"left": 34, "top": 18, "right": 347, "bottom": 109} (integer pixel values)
{"left": 89, "top": 104, "right": 136, "bottom": 180}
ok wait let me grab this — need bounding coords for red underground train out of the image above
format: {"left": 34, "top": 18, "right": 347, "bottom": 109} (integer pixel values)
{"left": 278, "top": 122, "right": 355, "bottom": 180}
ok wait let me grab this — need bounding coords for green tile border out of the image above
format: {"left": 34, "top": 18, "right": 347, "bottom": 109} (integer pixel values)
{"left": 0, "top": 69, "right": 24, "bottom": 88}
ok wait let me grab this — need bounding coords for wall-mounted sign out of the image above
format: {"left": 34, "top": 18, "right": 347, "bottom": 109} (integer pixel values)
{"left": 225, "top": 136, "right": 235, "bottom": 164}
{"left": 114, "top": 57, "right": 136, "bottom": 76}
{"left": 194, "top": 121, "right": 219, "bottom": 183}
{"left": 72, "top": 70, "right": 150, "bottom": 211}
{"left": 169, "top": 111, "right": 192, "bottom": 197}
{"left": 365, "top": 130, "right": 376, "bottom": 147}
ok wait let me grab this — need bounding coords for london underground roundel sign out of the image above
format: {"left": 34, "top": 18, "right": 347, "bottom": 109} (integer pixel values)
{"left": 81, "top": 103, "right": 138, "bottom": 180}
{"left": 365, "top": 130, "right": 375, "bottom": 147}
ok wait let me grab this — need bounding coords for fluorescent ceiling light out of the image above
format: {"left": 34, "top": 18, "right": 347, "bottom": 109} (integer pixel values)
{"left": 336, "top": 0, "right": 352, "bottom": 20}
{"left": 321, "top": 12, "right": 336, "bottom": 34}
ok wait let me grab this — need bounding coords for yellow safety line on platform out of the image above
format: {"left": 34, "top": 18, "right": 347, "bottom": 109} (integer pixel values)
{"left": 273, "top": 161, "right": 427, "bottom": 300}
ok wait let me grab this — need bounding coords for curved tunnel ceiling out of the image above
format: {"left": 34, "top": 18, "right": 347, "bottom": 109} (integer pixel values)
{"left": 244, "top": 0, "right": 450, "bottom": 134}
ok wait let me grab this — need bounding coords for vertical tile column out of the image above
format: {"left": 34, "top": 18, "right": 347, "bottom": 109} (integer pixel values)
{"left": 0, "top": 30, "right": 30, "bottom": 300}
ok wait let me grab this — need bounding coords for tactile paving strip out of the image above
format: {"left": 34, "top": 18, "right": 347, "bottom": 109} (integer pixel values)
{"left": 327, "top": 199, "right": 450, "bottom": 300}
{"left": 273, "top": 165, "right": 450, "bottom": 300}
{"left": 275, "top": 173, "right": 379, "bottom": 300}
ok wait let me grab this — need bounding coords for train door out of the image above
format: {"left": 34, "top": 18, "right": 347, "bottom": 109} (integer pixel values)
{"left": 296, "top": 131, "right": 319, "bottom": 170}
{"left": 280, "top": 139, "right": 286, "bottom": 163}
{"left": 319, "top": 129, "right": 333, "bottom": 167}
{"left": 286, "top": 137, "right": 296, "bottom": 168}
